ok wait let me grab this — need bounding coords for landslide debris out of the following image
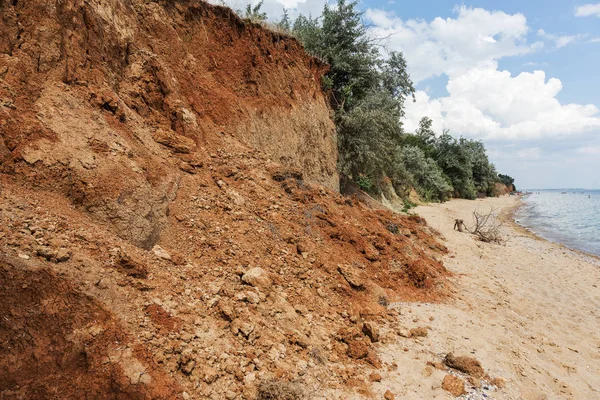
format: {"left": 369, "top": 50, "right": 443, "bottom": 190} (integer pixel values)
{"left": 0, "top": 0, "right": 450, "bottom": 398}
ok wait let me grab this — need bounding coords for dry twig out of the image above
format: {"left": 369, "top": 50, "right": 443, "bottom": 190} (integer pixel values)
{"left": 470, "top": 208, "right": 504, "bottom": 244}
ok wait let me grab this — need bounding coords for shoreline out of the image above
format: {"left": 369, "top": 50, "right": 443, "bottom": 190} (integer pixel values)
{"left": 506, "top": 196, "right": 600, "bottom": 262}
{"left": 370, "top": 195, "right": 600, "bottom": 399}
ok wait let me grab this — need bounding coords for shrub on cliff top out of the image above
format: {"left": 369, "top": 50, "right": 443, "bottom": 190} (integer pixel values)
{"left": 292, "top": 0, "right": 415, "bottom": 194}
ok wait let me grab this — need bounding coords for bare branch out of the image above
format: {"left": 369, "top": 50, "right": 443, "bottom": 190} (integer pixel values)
{"left": 469, "top": 208, "right": 504, "bottom": 244}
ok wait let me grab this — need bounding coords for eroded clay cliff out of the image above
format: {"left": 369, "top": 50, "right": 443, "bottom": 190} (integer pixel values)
{"left": 1, "top": 0, "right": 337, "bottom": 247}
{"left": 0, "top": 1, "right": 449, "bottom": 399}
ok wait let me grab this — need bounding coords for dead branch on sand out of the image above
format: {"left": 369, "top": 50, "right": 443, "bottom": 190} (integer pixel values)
{"left": 470, "top": 208, "right": 504, "bottom": 244}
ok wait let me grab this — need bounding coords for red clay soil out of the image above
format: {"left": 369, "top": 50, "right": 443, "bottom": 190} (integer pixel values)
{"left": 0, "top": 0, "right": 450, "bottom": 398}
{"left": 0, "top": 255, "right": 178, "bottom": 399}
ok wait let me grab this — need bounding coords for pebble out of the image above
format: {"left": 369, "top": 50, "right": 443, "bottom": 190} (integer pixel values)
{"left": 152, "top": 245, "right": 172, "bottom": 261}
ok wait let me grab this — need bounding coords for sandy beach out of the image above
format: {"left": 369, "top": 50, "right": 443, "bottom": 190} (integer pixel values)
{"left": 369, "top": 195, "right": 600, "bottom": 400}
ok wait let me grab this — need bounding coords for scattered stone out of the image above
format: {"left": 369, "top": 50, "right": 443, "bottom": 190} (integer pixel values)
{"left": 383, "top": 390, "right": 395, "bottom": 400}
{"left": 219, "top": 302, "right": 235, "bottom": 321}
{"left": 444, "top": 353, "right": 484, "bottom": 378}
{"left": 244, "top": 291, "right": 261, "bottom": 304}
{"left": 385, "top": 222, "right": 399, "bottom": 234}
{"left": 362, "top": 322, "right": 380, "bottom": 343}
{"left": 34, "top": 246, "right": 57, "bottom": 261}
{"left": 239, "top": 322, "right": 255, "bottom": 338}
{"left": 271, "top": 167, "right": 303, "bottom": 182}
{"left": 409, "top": 327, "right": 428, "bottom": 338}
{"left": 397, "top": 329, "right": 411, "bottom": 338}
{"left": 178, "top": 350, "right": 196, "bottom": 375}
{"left": 346, "top": 339, "right": 369, "bottom": 359}
{"left": 225, "top": 391, "right": 237, "bottom": 400}
{"left": 369, "top": 372, "right": 382, "bottom": 382}
{"left": 202, "top": 367, "right": 219, "bottom": 384}
{"left": 338, "top": 265, "right": 365, "bottom": 290}
{"left": 296, "top": 242, "right": 307, "bottom": 254}
{"left": 257, "top": 379, "right": 305, "bottom": 400}
{"left": 442, "top": 374, "right": 466, "bottom": 397}
{"left": 152, "top": 245, "right": 172, "bottom": 261}
{"left": 490, "top": 377, "right": 507, "bottom": 389}
{"left": 55, "top": 248, "right": 72, "bottom": 262}
{"left": 294, "top": 304, "right": 308, "bottom": 315}
{"left": 179, "top": 162, "right": 196, "bottom": 174}
{"left": 152, "top": 129, "right": 195, "bottom": 154}
{"left": 18, "top": 253, "right": 30, "bottom": 260}
{"left": 115, "top": 252, "right": 148, "bottom": 279}
{"left": 242, "top": 267, "right": 271, "bottom": 288}
{"left": 467, "top": 376, "right": 482, "bottom": 389}
{"left": 287, "top": 331, "right": 310, "bottom": 349}
{"left": 366, "top": 353, "right": 383, "bottom": 369}
{"left": 427, "top": 361, "right": 446, "bottom": 370}
{"left": 364, "top": 243, "right": 380, "bottom": 261}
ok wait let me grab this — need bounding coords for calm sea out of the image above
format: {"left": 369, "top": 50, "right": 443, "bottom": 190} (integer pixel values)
{"left": 515, "top": 189, "right": 600, "bottom": 256}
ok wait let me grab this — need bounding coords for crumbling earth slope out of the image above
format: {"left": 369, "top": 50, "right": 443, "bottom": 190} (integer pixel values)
{"left": 0, "top": 0, "right": 449, "bottom": 398}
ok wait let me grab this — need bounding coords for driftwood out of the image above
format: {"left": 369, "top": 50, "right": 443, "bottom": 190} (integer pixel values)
{"left": 453, "top": 219, "right": 467, "bottom": 232}
{"left": 471, "top": 208, "right": 504, "bottom": 244}
{"left": 453, "top": 209, "right": 504, "bottom": 244}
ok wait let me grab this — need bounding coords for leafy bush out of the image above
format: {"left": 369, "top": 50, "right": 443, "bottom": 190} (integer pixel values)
{"left": 402, "top": 197, "right": 417, "bottom": 213}
{"left": 355, "top": 174, "right": 373, "bottom": 192}
{"left": 393, "top": 146, "right": 453, "bottom": 202}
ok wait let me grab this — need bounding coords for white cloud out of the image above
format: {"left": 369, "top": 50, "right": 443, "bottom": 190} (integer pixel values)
{"left": 403, "top": 65, "right": 600, "bottom": 141}
{"left": 518, "top": 147, "right": 542, "bottom": 159}
{"left": 361, "top": 6, "right": 600, "bottom": 144}
{"left": 523, "top": 61, "right": 549, "bottom": 67}
{"left": 590, "top": 37, "right": 600, "bottom": 43}
{"left": 577, "top": 146, "right": 600, "bottom": 155}
{"left": 537, "top": 29, "right": 584, "bottom": 48}
{"left": 364, "top": 6, "right": 541, "bottom": 83}
{"left": 208, "top": 0, "right": 328, "bottom": 22}
{"left": 575, "top": 3, "right": 600, "bottom": 17}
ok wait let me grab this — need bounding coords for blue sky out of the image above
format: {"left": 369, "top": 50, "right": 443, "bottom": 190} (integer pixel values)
{"left": 218, "top": 0, "right": 600, "bottom": 189}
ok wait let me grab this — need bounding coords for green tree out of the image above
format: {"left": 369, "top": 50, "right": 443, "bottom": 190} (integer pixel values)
{"left": 293, "top": 0, "right": 415, "bottom": 192}
{"left": 337, "top": 91, "right": 402, "bottom": 183}
{"left": 434, "top": 133, "right": 477, "bottom": 199}
{"left": 244, "top": 0, "right": 267, "bottom": 22}
{"left": 276, "top": 8, "right": 291, "bottom": 32}
{"left": 401, "top": 116, "right": 436, "bottom": 157}
{"left": 498, "top": 174, "right": 516, "bottom": 191}
{"left": 292, "top": 15, "right": 323, "bottom": 57}
{"left": 392, "top": 146, "right": 453, "bottom": 201}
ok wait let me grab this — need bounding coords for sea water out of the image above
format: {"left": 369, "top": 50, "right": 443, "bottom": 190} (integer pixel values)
{"left": 515, "top": 189, "right": 600, "bottom": 256}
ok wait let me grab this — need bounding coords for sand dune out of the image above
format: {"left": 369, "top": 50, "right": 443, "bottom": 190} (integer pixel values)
{"left": 369, "top": 195, "right": 600, "bottom": 399}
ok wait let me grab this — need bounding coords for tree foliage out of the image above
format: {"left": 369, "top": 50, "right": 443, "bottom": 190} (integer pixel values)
{"left": 244, "top": 0, "right": 267, "bottom": 22}
{"left": 261, "top": 0, "right": 513, "bottom": 202}
{"left": 498, "top": 174, "right": 516, "bottom": 191}
{"left": 392, "top": 146, "right": 453, "bottom": 201}
{"left": 293, "top": 0, "right": 415, "bottom": 192}
{"left": 276, "top": 8, "right": 291, "bottom": 31}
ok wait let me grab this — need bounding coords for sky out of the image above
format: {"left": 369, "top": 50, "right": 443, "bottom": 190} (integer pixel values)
{"left": 214, "top": 0, "right": 600, "bottom": 189}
